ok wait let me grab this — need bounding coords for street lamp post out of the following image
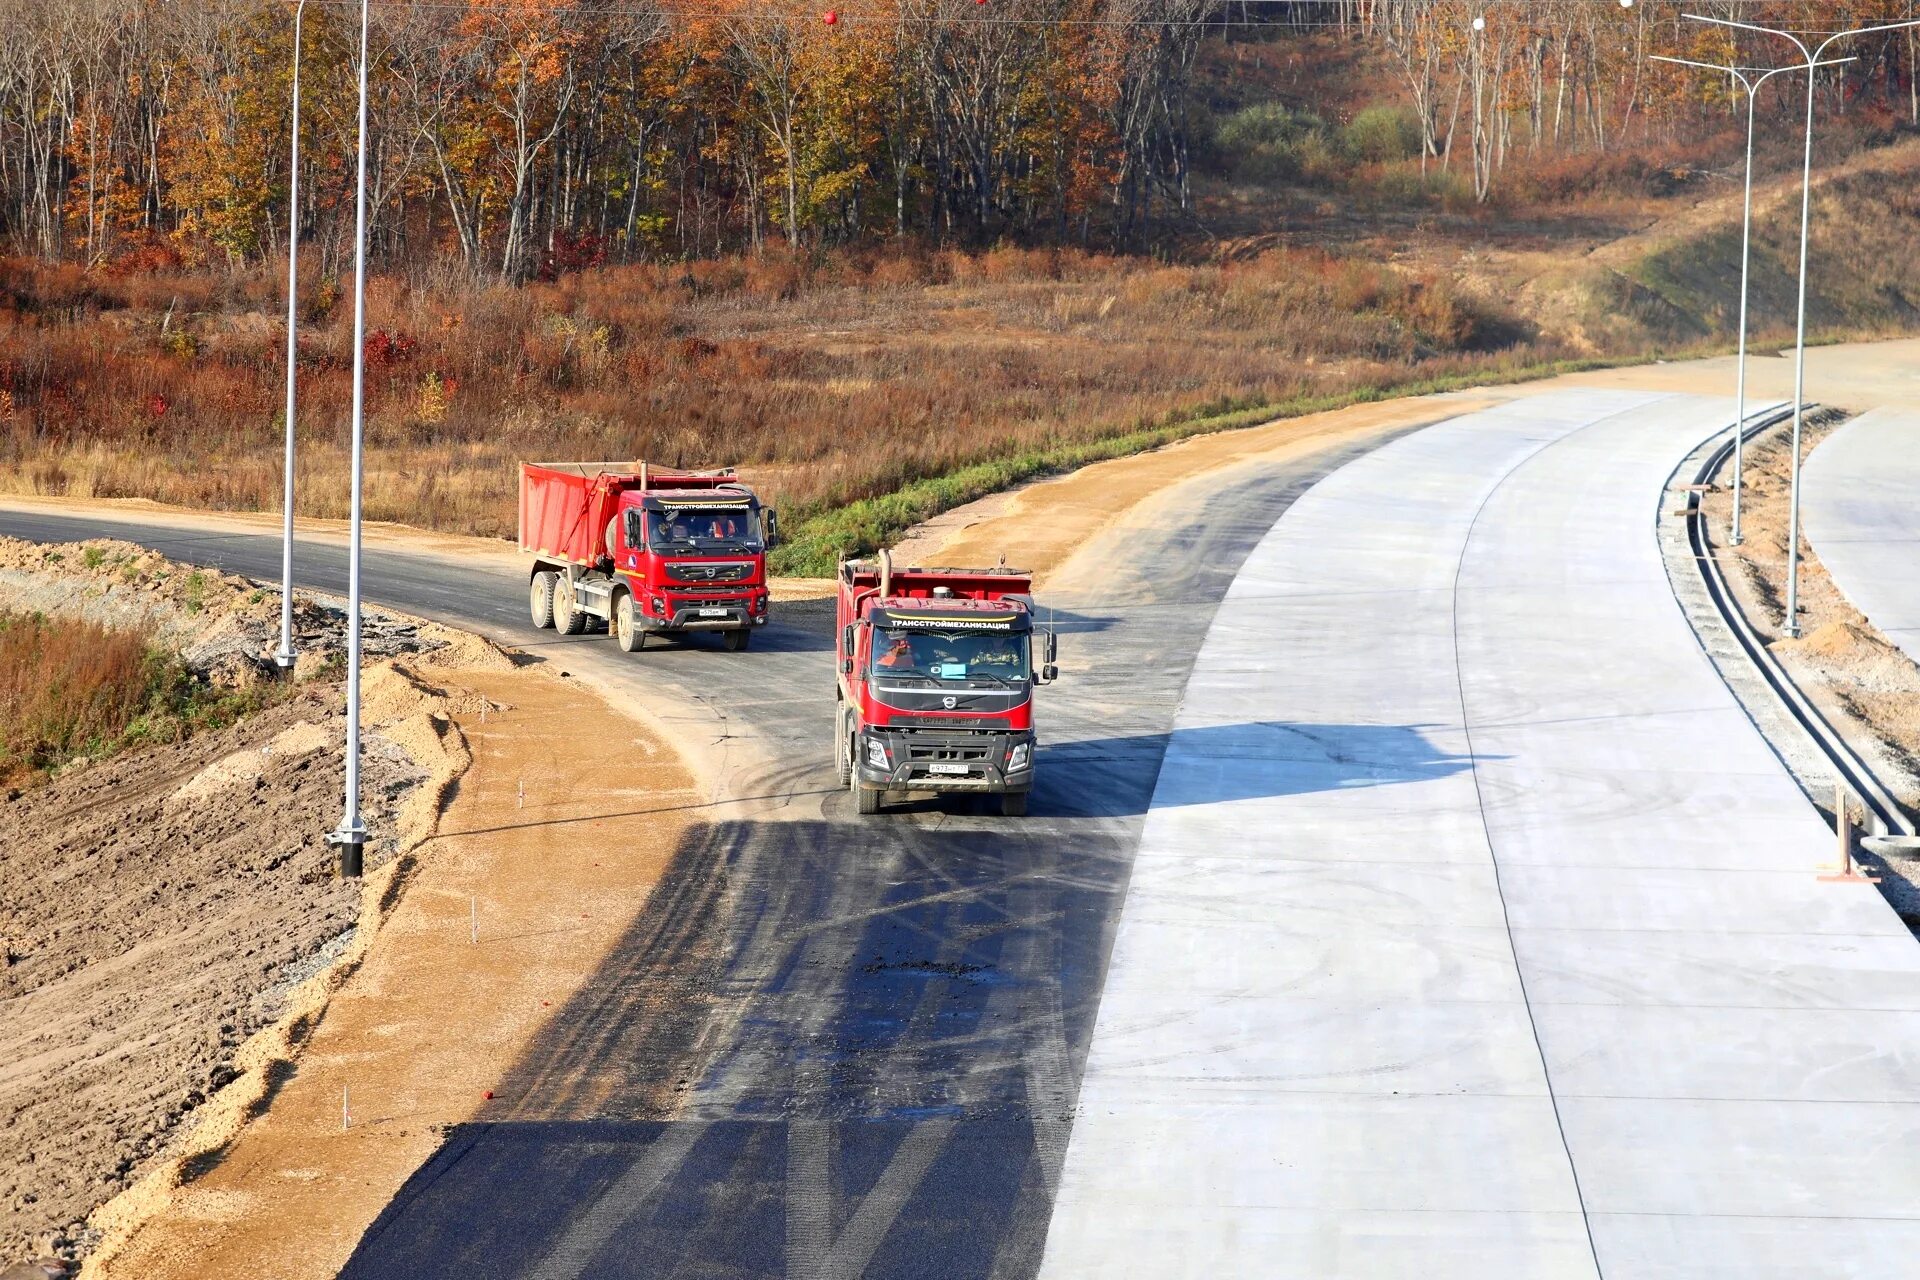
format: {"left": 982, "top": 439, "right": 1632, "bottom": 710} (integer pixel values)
{"left": 277, "top": 0, "right": 307, "bottom": 671}
{"left": 326, "top": 0, "right": 372, "bottom": 878}
{"left": 1686, "top": 13, "right": 1920, "bottom": 637}
{"left": 1649, "top": 52, "right": 1851, "bottom": 548}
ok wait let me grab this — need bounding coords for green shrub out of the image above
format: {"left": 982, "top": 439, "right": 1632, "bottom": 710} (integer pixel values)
{"left": 1342, "top": 106, "right": 1422, "bottom": 164}
{"left": 1373, "top": 161, "right": 1474, "bottom": 208}
{"left": 1214, "top": 104, "right": 1335, "bottom": 185}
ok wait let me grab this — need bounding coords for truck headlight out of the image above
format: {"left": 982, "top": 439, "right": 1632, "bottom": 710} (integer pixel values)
{"left": 1008, "top": 742, "right": 1030, "bottom": 771}
{"left": 866, "top": 737, "right": 890, "bottom": 769}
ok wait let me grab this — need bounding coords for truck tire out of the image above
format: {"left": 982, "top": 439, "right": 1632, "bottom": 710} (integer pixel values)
{"left": 999, "top": 792, "right": 1029, "bottom": 817}
{"left": 723, "top": 629, "right": 752, "bottom": 652}
{"left": 836, "top": 714, "right": 853, "bottom": 786}
{"left": 853, "top": 777, "right": 882, "bottom": 815}
{"left": 554, "top": 576, "right": 589, "bottom": 636}
{"left": 529, "top": 571, "right": 557, "bottom": 629}
{"left": 614, "top": 593, "right": 645, "bottom": 653}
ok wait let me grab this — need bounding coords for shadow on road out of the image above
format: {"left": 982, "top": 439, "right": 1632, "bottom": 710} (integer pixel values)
{"left": 341, "top": 815, "right": 1108, "bottom": 1279}
{"left": 1038, "top": 721, "right": 1481, "bottom": 817}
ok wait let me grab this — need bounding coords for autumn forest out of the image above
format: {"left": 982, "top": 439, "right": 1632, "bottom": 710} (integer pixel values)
{"left": 3, "top": 0, "right": 1917, "bottom": 277}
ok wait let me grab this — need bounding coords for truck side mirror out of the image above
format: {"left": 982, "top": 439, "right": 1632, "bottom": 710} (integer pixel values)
{"left": 624, "top": 509, "right": 642, "bottom": 547}
{"left": 763, "top": 509, "right": 779, "bottom": 547}
{"left": 1045, "top": 630, "right": 1058, "bottom": 664}
{"left": 842, "top": 624, "right": 854, "bottom": 656}
{"left": 1042, "top": 664, "right": 1059, "bottom": 683}
{"left": 841, "top": 658, "right": 854, "bottom": 674}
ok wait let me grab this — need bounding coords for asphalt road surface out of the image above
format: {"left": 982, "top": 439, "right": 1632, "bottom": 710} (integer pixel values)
{"left": 0, "top": 424, "right": 1403, "bottom": 1278}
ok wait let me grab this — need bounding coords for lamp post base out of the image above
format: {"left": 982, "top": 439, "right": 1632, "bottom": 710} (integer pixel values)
{"left": 326, "top": 823, "right": 368, "bottom": 878}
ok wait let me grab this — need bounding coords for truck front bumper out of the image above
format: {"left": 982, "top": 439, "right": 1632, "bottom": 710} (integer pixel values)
{"left": 640, "top": 594, "right": 769, "bottom": 631}
{"left": 853, "top": 728, "right": 1035, "bottom": 794}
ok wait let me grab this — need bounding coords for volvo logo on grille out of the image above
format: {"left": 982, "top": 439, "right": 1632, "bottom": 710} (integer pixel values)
{"left": 668, "top": 561, "right": 748, "bottom": 584}
{"left": 942, "top": 696, "right": 958, "bottom": 709}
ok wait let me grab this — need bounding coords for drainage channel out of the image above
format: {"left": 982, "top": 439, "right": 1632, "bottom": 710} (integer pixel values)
{"left": 1675, "top": 404, "right": 1917, "bottom": 841}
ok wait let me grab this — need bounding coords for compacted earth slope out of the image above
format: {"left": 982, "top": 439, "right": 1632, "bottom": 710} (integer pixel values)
{"left": 0, "top": 538, "right": 479, "bottom": 1269}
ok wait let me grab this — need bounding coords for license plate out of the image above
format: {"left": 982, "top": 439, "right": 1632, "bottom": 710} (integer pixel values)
{"left": 698, "top": 608, "right": 730, "bottom": 617}
{"left": 928, "top": 763, "right": 970, "bottom": 775}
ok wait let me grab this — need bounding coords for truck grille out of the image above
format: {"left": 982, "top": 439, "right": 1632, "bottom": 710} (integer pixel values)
{"left": 907, "top": 744, "right": 996, "bottom": 763}
{"left": 666, "top": 561, "right": 752, "bottom": 584}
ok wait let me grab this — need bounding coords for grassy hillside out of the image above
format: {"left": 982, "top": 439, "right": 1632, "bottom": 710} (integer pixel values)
{"left": 0, "top": 242, "right": 1572, "bottom": 553}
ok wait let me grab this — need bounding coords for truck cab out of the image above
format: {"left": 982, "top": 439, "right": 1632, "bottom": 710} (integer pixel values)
{"left": 836, "top": 552, "right": 1057, "bottom": 816}
{"left": 611, "top": 487, "right": 770, "bottom": 646}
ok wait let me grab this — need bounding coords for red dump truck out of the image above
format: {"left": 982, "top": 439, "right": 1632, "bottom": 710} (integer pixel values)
{"left": 520, "top": 462, "right": 775, "bottom": 652}
{"left": 835, "top": 551, "right": 1057, "bottom": 816}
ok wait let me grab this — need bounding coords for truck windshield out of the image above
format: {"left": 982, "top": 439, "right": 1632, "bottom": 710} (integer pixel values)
{"left": 647, "top": 507, "right": 762, "bottom": 552}
{"left": 871, "top": 629, "right": 1029, "bottom": 684}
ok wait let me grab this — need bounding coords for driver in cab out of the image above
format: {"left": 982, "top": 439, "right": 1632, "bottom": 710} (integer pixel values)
{"left": 877, "top": 636, "right": 916, "bottom": 670}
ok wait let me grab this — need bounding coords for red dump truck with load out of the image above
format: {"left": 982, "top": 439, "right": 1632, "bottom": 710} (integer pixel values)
{"left": 835, "top": 551, "right": 1057, "bottom": 816}
{"left": 520, "top": 462, "right": 776, "bottom": 652}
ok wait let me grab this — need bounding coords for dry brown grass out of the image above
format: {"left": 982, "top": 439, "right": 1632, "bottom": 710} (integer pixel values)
{"left": 0, "top": 612, "right": 157, "bottom": 779}
{"left": 0, "top": 608, "right": 275, "bottom": 784}
{"left": 0, "top": 243, "right": 1553, "bottom": 542}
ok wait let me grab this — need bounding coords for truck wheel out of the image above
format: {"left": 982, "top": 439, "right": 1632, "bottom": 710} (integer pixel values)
{"left": 614, "top": 593, "right": 645, "bottom": 653}
{"left": 852, "top": 777, "right": 882, "bottom": 815}
{"left": 554, "top": 576, "right": 588, "bottom": 636}
{"left": 528, "top": 572, "right": 557, "bottom": 629}
{"left": 998, "top": 792, "right": 1029, "bottom": 817}
{"left": 723, "top": 629, "right": 752, "bottom": 652}
{"left": 836, "top": 717, "right": 853, "bottom": 787}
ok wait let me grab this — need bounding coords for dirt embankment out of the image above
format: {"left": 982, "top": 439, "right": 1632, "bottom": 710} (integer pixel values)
{"left": 1699, "top": 419, "right": 1920, "bottom": 927}
{"left": 87, "top": 660, "right": 697, "bottom": 1280}
{"left": 0, "top": 539, "right": 500, "bottom": 1272}
{"left": 0, "top": 535, "right": 697, "bottom": 1280}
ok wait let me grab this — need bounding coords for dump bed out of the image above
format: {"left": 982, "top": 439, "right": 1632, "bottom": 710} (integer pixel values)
{"left": 520, "top": 462, "right": 753, "bottom": 565}
{"left": 520, "top": 463, "right": 629, "bottom": 566}
{"left": 836, "top": 557, "right": 1033, "bottom": 632}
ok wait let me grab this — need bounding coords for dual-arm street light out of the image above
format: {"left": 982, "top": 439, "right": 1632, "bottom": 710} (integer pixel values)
{"left": 1649, "top": 51, "right": 1853, "bottom": 548}
{"left": 325, "top": 0, "right": 372, "bottom": 877}
{"left": 277, "top": 0, "right": 306, "bottom": 673}
{"left": 1687, "top": 12, "right": 1920, "bottom": 638}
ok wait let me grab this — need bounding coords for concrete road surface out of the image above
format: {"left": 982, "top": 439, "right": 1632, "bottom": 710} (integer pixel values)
{"left": 1804, "top": 408, "right": 1920, "bottom": 665}
{"left": 1039, "top": 391, "right": 1920, "bottom": 1279}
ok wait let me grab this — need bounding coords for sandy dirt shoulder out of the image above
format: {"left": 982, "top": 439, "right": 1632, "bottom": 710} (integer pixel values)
{"left": 823, "top": 338, "right": 1920, "bottom": 584}
{"left": 81, "top": 657, "right": 697, "bottom": 1280}
{"left": 0, "top": 535, "right": 499, "bottom": 1273}
{"left": 0, "top": 534, "right": 697, "bottom": 1279}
